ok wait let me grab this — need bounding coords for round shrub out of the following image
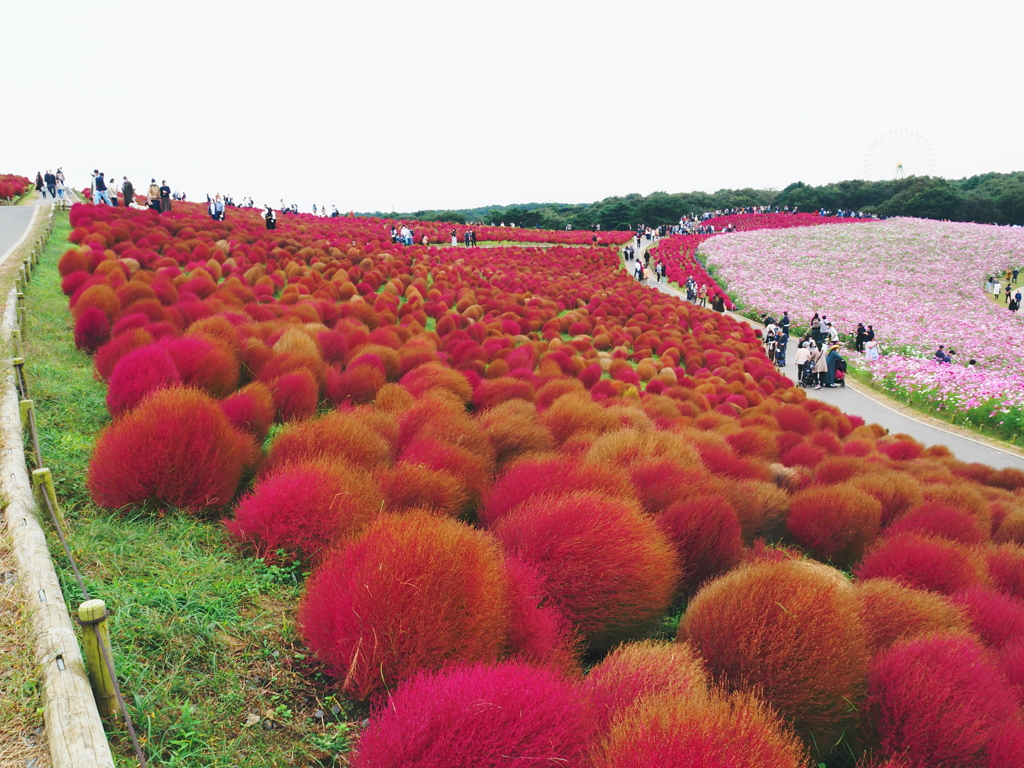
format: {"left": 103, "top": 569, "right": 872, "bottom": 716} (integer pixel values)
{"left": 502, "top": 556, "right": 579, "bottom": 671}
{"left": 105, "top": 342, "right": 181, "bottom": 418}
{"left": 477, "top": 399, "right": 554, "bottom": 470}
{"left": 867, "top": 633, "right": 1019, "bottom": 768}
{"left": 952, "top": 587, "right": 1024, "bottom": 650}
{"left": 350, "top": 661, "right": 594, "bottom": 768}
{"left": 656, "top": 494, "right": 743, "bottom": 591}
{"left": 853, "top": 578, "right": 968, "bottom": 654}
{"left": 219, "top": 382, "right": 275, "bottom": 441}
{"left": 680, "top": 559, "right": 868, "bottom": 750}
{"left": 377, "top": 462, "right": 468, "bottom": 517}
{"left": 73, "top": 306, "right": 111, "bottom": 353}
{"left": 164, "top": 335, "right": 240, "bottom": 398}
{"left": 88, "top": 387, "right": 257, "bottom": 511}
{"left": 225, "top": 461, "right": 381, "bottom": 566}
{"left": 271, "top": 369, "right": 319, "bottom": 421}
{"left": 856, "top": 533, "right": 989, "bottom": 595}
{"left": 594, "top": 689, "right": 807, "bottom": 768}
{"left": 850, "top": 472, "right": 924, "bottom": 527}
{"left": 786, "top": 482, "right": 882, "bottom": 566}
{"left": 583, "top": 640, "right": 707, "bottom": 736}
{"left": 480, "top": 456, "right": 635, "bottom": 527}
{"left": 265, "top": 409, "right": 392, "bottom": 474}
{"left": 298, "top": 513, "right": 511, "bottom": 700}
{"left": 885, "top": 502, "right": 987, "bottom": 545}
{"left": 493, "top": 491, "right": 679, "bottom": 652}
{"left": 987, "top": 544, "right": 1024, "bottom": 600}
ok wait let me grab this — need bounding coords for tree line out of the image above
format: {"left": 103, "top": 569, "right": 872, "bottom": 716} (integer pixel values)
{"left": 368, "top": 171, "right": 1024, "bottom": 230}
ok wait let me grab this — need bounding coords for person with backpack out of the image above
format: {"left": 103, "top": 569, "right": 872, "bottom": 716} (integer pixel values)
{"left": 261, "top": 205, "right": 277, "bottom": 230}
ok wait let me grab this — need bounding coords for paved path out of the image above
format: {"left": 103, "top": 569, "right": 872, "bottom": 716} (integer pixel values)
{"left": 626, "top": 240, "right": 1024, "bottom": 470}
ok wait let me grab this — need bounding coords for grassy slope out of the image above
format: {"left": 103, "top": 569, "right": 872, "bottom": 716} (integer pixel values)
{"left": 24, "top": 212, "right": 354, "bottom": 767}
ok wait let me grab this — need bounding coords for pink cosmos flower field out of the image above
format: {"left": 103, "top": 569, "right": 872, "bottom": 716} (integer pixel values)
{"left": 700, "top": 217, "right": 1024, "bottom": 423}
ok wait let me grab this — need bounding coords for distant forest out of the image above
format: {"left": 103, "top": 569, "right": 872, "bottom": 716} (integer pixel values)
{"left": 367, "top": 172, "right": 1024, "bottom": 231}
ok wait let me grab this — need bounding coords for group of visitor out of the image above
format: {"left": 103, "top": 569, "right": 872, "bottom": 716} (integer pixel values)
{"left": 34, "top": 169, "right": 66, "bottom": 203}
{"left": 987, "top": 269, "right": 1023, "bottom": 312}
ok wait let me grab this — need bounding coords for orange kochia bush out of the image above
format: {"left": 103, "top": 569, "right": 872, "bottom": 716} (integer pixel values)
{"left": 680, "top": 560, "right": 868, "bottom": 754}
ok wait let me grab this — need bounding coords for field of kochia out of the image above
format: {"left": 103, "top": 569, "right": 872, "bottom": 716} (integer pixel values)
{"left": 50, "top": 201, "right": 1024, "bottom": 766}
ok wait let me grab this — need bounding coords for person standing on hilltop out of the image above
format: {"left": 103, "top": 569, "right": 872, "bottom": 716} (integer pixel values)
{"left": 159, "top": 180, "right": 171, "bottom": 212}
{"left": 147, "top": 179, "right": 161, "bottom": 211}
{"left": 122, "top": 176, "right": 134, "bottom": 208}
{"left": 261, "top": 205, "right": 277, "bottom": 230}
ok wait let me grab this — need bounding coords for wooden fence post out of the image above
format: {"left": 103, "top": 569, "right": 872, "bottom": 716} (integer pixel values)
{"left": 32, "top": 468, "right": 66, "bottom": 531}
{"left": 78, "top": 600, "right": 120, "bottom": 718}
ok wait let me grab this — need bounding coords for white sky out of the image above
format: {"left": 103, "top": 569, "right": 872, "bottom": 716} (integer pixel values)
{"left": 3, "top": 0, "right": 1023, "bottom": 213}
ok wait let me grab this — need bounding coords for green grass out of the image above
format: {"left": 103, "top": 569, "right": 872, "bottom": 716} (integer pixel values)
{"left": 23, "top": 211, "right": 359, "bottom": 767}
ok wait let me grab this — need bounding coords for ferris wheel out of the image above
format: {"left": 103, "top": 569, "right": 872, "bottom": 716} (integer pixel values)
{"left": 863, "top": 130, "right": 936, "bottom": 181}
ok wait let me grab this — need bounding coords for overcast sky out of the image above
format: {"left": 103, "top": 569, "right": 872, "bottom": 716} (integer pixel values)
{"left": 4, "top": 0, "right": 1023, "bottom": 213}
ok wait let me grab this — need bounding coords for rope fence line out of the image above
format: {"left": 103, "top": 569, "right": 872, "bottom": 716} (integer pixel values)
{"left": 9, "top": 206, "right": 148, "bottom": 768}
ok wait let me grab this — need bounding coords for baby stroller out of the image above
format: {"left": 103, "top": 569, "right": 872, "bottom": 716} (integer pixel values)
{"left": 834, "top": 356, "right": 847, "bottom": 388}
{"left": 799, "top": 362, "right": 816, "bottom": 388}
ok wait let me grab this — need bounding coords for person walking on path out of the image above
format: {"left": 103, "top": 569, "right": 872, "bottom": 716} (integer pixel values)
{"left": 122, "top": 177, "right": 134, "bottom": 208}
{"left": 44, "top": 171, "right": 56, "bottom": 200}
{"left": 1007, "top": 282, "right": 1013, "bottom": 305}
{"left": 698, "top": 284, "right": 708, "bottom": 308}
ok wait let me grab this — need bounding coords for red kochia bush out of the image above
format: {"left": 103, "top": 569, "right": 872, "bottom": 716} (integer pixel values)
{"left": 73, "top": 306, "right": 111, "bottom": 353}
{"left": 785, "top": 482, "right": 882, "bottom": 566}
{"left": 225, "top": 461, "right": 381, "bottom": 565}
{"left": 164, "top": 336, "right": 240, "bottom": 398}
{"left": 105, "top": 343, "right": 181, "bottom": 417}
{"left": 88, "top": 387, "right": 257, "bottom": 511}
{"left": 856, "top": 533, "right": 988, "bottom": 595}
{"left": 987, "top": 544, "right": 1024, "bottom": 600}
{"left": 502, "top": 556, "right": 579, "bottom": 671}
{"left": 594, "top": 690, "right": 808, "bottom": 768}
{"left": 298, "top": 513, "right": 511, "bottom": 700}
{"left": 493, "top": 492, "right": 679, "bottom": 652}
{"left": 867, "top": 633, "right": 1019, "bottom": 768}
{"left": 656, "top": 494, "right": 743, "bottom": 591}
{"left": 885, "top": 502, "right": 987, "bottom": 545}
{"left": 680, "top": 560, "right": 868, "bottom": 749}
{"left": 219, "top": 382, "right": 275, "bottom": 440}
{"left": 583, "top": 640, "right": 708, "bottom": 736}
{"left": 271, "top": 369, "right": 319, "bottom": 421}
{"left": 479, "top": 456, "right": 635, "bottom": 527}
{"left": 350, "top": 662, "right": 595, "bottom": 768}
{"left": 951, "top": 587, "right": 1024, "bottom": 650}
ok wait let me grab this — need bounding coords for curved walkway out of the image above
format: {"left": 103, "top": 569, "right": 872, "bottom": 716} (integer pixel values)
{"left": 626, "top": 240, "right": 1024, "bottom": 470}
